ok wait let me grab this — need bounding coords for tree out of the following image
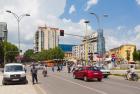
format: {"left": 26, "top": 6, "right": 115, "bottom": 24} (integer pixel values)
{"left": 0, "top": 41, "right": 4, "bottom": 65}
{"left": 25, "top": 47, "right": 64, "bottom": 62}
{"left": 133, "top": 48, "right": 138, "bottom": 61}
{"left": 4, "top": 42, "right": 19, "bottom": 63}
{"left": 126, "top": 50, "right": 130, "bottom": 61}
{"left": 24, "top": 49, "right": 34, "bottom": 58}
{"left": 138, "top": 51, "right": 140, "bottom": 61}
{"left": 0, "top": 41, "right": 19, "bottom": 64}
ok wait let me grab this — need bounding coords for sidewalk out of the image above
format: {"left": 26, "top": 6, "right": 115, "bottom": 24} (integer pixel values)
{"left": 110, "top": 70, "right": 140, "bottom": 76}
{"left": 0, "top": 73, "right": 46, "bottom": 94}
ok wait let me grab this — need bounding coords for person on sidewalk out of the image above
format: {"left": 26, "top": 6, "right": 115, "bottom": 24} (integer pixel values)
{"left": 31, "top": 64, "right": 38, "bottom": 84}
{"left": 42, "top": 65, "right": 47, "bottom": 77}
{"left": 52, "top": 64, "right": 55, "bottom": 72}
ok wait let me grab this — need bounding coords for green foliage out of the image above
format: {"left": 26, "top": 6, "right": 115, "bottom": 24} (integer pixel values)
{"left": 4, "top": 41, "right": 19, "bottom": 62}
{"left": 23, "top": 47, "right": 64, "bottom": 62}
{"left": 0, "top": 42, "right": 4, "bottom": 64}
{"left": 24, "top": 49, "right": 34, "bottom": 58}
{"left": 133, "top": 48, "right": 138, "bottom": 61}
{"left": 133, "top": 48, "right": 140, "bottom": 61}
{"left": 0, "top": 41, "right": 19, "bottom": 64}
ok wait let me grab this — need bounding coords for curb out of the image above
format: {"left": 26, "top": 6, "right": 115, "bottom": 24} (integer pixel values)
{"left": 27, "top": 74, "right": 47, "bottom": 94}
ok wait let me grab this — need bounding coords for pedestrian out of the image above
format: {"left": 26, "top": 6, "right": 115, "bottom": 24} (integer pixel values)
{"left": 31, "top": 64, "right": 38, "bottom": 84}
{"left": 52, "top": 64, "right": 55, "bottom": 72}
{"left": 67, "top": 64, "right": 71, "bottom": 73}
{"left": 42, "top": 65, "right": 47, "bottom": 77}
{"left": 57, "top": 65, "right": 61, "bottom": 72}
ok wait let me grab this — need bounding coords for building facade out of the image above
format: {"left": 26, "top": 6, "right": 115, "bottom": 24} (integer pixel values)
{"left": 0, "top": 22, "right": 8, "bottom": 41}
{"left": 72, "top": 32, "right": 98, "bottom": 61}
{"left": 35, "top": 26, "right": 59, "bottom": 52}
{"left": 97, "top": 29, "right": 106, "bottom": 56}
{"left": 59, "top": 44, "right": 76, "bottom": 59}
{"left": 109, "top": 44, "right": 136, "bottom": 62}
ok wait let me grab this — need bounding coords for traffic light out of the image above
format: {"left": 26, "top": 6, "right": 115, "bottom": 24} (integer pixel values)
{"left": 60, "top": 30, "right": 64, "bottom": 36}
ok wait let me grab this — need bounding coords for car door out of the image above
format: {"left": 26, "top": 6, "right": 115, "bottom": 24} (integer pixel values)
{"left": 78, "top": 67, "right": 85, "bottom": 78}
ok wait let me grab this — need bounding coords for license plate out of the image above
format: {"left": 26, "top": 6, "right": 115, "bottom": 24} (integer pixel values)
{"left": 94, "top": 73, "right": 98, "bottom": 74}
{"left": 12, "top": 79, "right": 19, "bottom": 81}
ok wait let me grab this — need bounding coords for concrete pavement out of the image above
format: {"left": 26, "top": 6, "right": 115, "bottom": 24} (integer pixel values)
{"left": 38, "top": 67, "right": 140, "bottom": 94}
{"left": 110, "top": 69, "right": 140, "bottom": 76}
{"left": 0, "top": 72, "right": 46, "bottom": 94}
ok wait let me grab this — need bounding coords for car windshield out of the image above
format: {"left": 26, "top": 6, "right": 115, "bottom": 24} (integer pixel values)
{"left": 88, "top": 67, "right": 100, "bottom": 71}
{"left": 98, "top": 67, "right": 106, "bottom": 70}
{"left": 5, "top": 65, "right": 23, "bottom": 72}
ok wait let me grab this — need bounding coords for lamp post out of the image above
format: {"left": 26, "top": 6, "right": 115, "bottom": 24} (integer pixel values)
{"left": 90, "top": 13, "right": 108, "bottom": 29}
{"left": 90, "top": 12, "right": 108, "bottom": 65}
{"left": 6, "top": 10, "right": 30, "bottom": 55}
{"left": 84, "top": 20, "right": 90, "bottom": 65}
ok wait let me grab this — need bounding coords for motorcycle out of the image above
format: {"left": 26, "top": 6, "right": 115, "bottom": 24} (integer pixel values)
{"left": 131, "top": 73, "right": 139, "bottom": 81}
{"left": 125, "top": 71, "right": 139, "bottom": 81}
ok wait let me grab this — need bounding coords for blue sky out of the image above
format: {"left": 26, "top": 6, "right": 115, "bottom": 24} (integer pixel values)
{"left": 60, "top": 0, "right": 140, "bottom": 50}
{"left": 0, "top": 0, "right": 140, "bottom": 51}
{"left": 61, "top": 0, "right": 140, "bottom": 28}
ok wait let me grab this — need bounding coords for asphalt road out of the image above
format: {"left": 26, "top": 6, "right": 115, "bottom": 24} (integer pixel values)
{"left": 36, "top": 67, "right": 140, "bottom": 94}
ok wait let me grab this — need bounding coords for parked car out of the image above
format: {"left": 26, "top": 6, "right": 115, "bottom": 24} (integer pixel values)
{"left": 97, "top": 66, "right": 110, "bottom": 78}
{"left": 2, "top": 63, "right": 27, "bottom": 85}
{"left": 73, "top": 66, "right": 103, "bottom": 81}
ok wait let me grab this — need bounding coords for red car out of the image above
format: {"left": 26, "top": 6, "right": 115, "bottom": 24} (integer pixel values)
{"left": 73, "top": 66, "right": 103, "bottom": 81}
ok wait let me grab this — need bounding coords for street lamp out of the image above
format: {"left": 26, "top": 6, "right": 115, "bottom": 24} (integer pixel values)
{"left": 90, "top": 12, "right": 108, "bottom": 65}
{"left": 6, "top": 10, "right": 30, "bottom": 55}
{"left": 90, "top": 12, "right": 108, "bottom": 29}
{"left": 84, "top": 20, "right": 90, "bottom": 65}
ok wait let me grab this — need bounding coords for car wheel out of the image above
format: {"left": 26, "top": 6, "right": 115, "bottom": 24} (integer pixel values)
{"left": 84, "top": 76, "right": 88, "bottom": 82}
{"left": 24, "top": 80, "right": 28, "bottom": 84}
{"left": 98, "top": 78, "right": 102, "bottom": 82}
{"left": 73, "top": 74, "right": 76, "bottom": 79}
{"left": 104, "top": 75, "right": 108, "bottom": 78}
{"left": 2, "top": 80, "right": 7, "bottom": 85}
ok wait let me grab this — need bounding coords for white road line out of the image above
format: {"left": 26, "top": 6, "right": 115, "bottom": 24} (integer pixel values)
{"left": 105, "top": 81, "right": 140, "bottom": 90}
{"left": 27, "top": 75, "right": 47, "bottom": 94}
{"left": 51, "top": 74, "right": 108, "bottom": 94}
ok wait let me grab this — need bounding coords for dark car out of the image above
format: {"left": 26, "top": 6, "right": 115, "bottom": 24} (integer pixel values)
{"left": 73, "top": 66, "right": 103, "bottom": 81}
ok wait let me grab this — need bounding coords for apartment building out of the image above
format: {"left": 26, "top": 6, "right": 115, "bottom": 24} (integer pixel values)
{"left": 35, "top": 26, "right": 59, "bottom": 52}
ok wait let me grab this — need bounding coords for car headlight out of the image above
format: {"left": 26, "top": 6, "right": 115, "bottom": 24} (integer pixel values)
{"left": 3, "top": 74, "right": 10, "bottom": 78}
{"left": 21, "top": 73, "right": 26, "bottom": 77}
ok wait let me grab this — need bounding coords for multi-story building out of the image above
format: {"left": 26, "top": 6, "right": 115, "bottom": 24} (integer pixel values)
{"left": 109, "top": 44, "right": 136, "bottom": 62}
{"left": 97, "top": 29, "right": 106, "bottom": 56}
{"left": 72, "top": 32, "right": 98, "bottom": 61}
{"left": 59, "top": 44, "right": 76, "bottom": 59}
{"left": 35, "top": 26, "right": 59, "bottom": 52}
{"left": 0, "top": 22, "right": 8, "bottom": 41}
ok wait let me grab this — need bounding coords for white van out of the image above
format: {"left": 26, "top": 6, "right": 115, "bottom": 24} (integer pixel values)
{"left": 2, "top": 63, "right": 27, "bottom": 85}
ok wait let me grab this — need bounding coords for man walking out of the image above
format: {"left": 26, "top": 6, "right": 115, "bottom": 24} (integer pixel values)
{"left": 31, "top": 64, "right": 38, "bottom": 84}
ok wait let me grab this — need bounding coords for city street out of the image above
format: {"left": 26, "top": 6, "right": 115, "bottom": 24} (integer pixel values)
{"left": 0, "top": 67, "right": 140, "bottom": 94}
{"left": 37, "top": 67, "right": 140, "bottom": 94}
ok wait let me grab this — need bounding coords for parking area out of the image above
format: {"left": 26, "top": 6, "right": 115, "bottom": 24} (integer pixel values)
{"left": 0, "top": 72, "right": 41, "bottom": 94}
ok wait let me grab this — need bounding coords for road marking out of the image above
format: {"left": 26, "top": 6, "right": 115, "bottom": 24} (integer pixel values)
{"left": 51, "top": 74, "right": 108, "bottom": 94}
{"left": 105, "top": 81, "right": 140, "bottom": 90}
{"left": 27, "top": 75, "right": 47, "bottom": 94}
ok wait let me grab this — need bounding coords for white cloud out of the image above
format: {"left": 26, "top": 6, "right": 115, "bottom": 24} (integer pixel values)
{"left": 69, "top": 5, "right": 76, "bottom": 14}
{"left": 85, "top": 0, "right": 98, "bottom": 11}
{"left": 136, "top": 0, "right": 140, "bottom": 5}
{"left": 117, "top": 26, "right": 126, "bottom": 31}
{"left": 0, "top": 0, "right": 66, "bottom": 52}
{"left": 134, "top": 25, "right": 140, "bottom": 40}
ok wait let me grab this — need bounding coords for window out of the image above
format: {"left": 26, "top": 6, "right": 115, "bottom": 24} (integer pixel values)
{"left": 5, "top": 65, "right": 23, "bottom": 72}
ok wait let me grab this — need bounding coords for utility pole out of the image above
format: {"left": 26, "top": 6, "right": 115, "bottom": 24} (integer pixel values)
{"left": 84, "top": 21, "right": 90, "bottom": 65}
